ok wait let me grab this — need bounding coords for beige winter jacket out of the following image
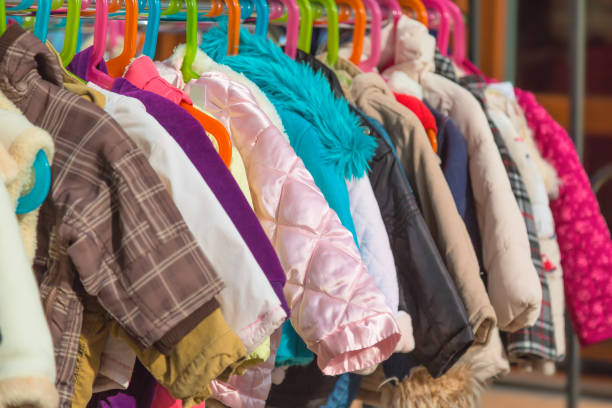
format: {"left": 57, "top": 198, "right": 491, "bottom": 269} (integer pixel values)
{"left": 346, "top": 67, "right": 496, "bottom": 344}
{"left": 375, "top": 16, "right": 542, "bottom": 332}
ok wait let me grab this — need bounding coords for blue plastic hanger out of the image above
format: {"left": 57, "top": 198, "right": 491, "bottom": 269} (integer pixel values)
{"left": 6, "top": 0, "right": 33, "bottom": 12}
{"left": 33, "top": 0, "right": 51, "bottom": 41}
{"left": 251, "top": 0, "right": 268, "bottom": 37}
{"left": 142, "top": 0, "right": 161, "bottom": 57}
{"left": 16, "top": 150, "right": 52, "bottom": 215}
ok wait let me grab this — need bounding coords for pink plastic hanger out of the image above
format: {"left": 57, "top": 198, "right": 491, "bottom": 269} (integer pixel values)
{"left": 378, "top": 0, "right": 400, "bottom": 31}
{"left": 422, "top": 0, "right": 449, "bottom": 55}
{"left": 442, "top": 0, "right": 466, "bottom": 67}
{"left": 279, "top": 0, "right": 300, "bottom": 58}
{"left": 358, "top": 0, "right": 381, "bottom": 71}
{"left": 88, "top": 0, "right": 115, "bottom": 89}
{"left": 268, "top": 0, "right": 284, "bottom": 19}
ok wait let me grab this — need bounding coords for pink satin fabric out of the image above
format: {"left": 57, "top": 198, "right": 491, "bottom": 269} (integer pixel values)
{"left": 184, "top": 71, "right": 399, "bottom": 406}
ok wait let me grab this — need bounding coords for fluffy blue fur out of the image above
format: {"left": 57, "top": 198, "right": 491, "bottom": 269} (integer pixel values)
{"left": 200, "top": 24, "right": 376, "bottom": 180}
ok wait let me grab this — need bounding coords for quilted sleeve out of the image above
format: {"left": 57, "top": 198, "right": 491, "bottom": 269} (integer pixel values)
{"left": 188, "top": 72, "right": 400, "bottom": 375}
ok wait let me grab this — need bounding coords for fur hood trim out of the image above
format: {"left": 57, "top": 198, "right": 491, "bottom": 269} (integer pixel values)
{"left": 380, "top": 364, "right": 484, "bottom": 408}
{"left": 0, "top": 92, "right": 54, "bottom": 262}
{"left": 0, "top": 144, "right": 17, "bottom": 183}
{"left": 200, "top": 24, "right": 376, "bottom": 179}
{"left": 0, "top": 377, "right": 59, "bottom": 408}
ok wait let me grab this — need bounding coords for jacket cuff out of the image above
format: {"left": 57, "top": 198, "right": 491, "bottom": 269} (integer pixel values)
{"left": 0, "top": 377, "right": 59, "bottom": 408}
{"left": 169, "top": 309, "right": 246, "bottom": 399}
{"left": 469, "top": 304, "right": 497, "bottom": 345}
{"left": 424, "top": 324, "right": 474, "bottom": 378}
{"left": 155, "top": 298, "right": 220, "bottom": 355}
{"left": 313, "top": 312, "right": 400, "bottom": 376}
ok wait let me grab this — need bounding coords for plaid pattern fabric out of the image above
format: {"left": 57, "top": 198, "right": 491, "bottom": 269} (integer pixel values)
{"left": 434, "top": 49, "right": 458, "bottom": 82}
{"left": 432, "top": 52, "right": 557, "bottom": 359}
{"left": 0, "top": 25, "right": 224, "bottom": 406}
{"left": 454, "top": 72, "right": 556, "bottom": 360}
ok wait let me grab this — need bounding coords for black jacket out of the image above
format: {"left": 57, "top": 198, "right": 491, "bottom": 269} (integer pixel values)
{"left": 294, "top": 51, "right": 474, "bottom": 378}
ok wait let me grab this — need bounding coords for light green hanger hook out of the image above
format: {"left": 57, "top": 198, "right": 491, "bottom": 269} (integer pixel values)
{"left": 180, "top": 0, "right": 199, "bottom": 81}
{"left": 162, "top": 0, "right": 182, "bottom": 16}
{"left": 51, "top": 0, "right": 63, "bottom": 11}
{"left": 309, "top": 0, "right": 338, "bottom": 65}
{"left": 296, "top": 0, "right": 311, "bottom": 52}
{"left": 59, "top": 0, "right": 81, "bottom": 66}
{"left": 0, "top": 0, "right": 6, "bottom": 35}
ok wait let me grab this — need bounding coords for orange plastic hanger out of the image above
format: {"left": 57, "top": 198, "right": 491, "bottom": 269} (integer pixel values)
{"left": 400, "top": 0, "right": 427, "bottom": 26}
{"left": 208, "top": 0, "right": 223, "bottom": 16}
{"left": 106, "top": 0, "right": 138, "bottom": 77}
{"left": 225, "top": 0, "right": 241, "bottom": 55}
{"left": 335, "top": 0, "right": 365, "bottom": 65}
{"left": 337, "top": 3, "right": 350, "bottom": 22}
{"left": 108, "top": 0, "right": 121, "bottom": 12}
{"left": 181, "top": 102, "right": 233, "bottom": 167}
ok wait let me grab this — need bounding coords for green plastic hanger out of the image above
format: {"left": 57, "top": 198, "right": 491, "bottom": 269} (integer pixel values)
{"left": 60, "top": 0, "right": 81, "bottom": 66}
{"left": 181, "top": 0, "right": 199, "bottom": 81}
{"left": 0, "top": 0, "right": 6, "bottom": 35}
{"left": 310, "top": 0, "right": 338, "bottom": 65}
{"left": 296, "top": 0, "right": 312, "bottom": 52}
{"left": 162, "top": 0, "right": 182, "bottom": 16}
{"left": 51, "top": 0, "right": 63, "bottom": 10}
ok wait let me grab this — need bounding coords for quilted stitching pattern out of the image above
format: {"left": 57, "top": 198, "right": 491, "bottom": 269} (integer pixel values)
{"left": 187, "top": 72, "right": 399, "bottom": 370}
{"left": 516, "top": 89, "right": 612, "bottom": 346}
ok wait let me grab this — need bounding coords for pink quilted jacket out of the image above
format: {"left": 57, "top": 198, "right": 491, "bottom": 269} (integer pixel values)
{"left": 516, "top": 89, "right": 612, "bottom": 346}
{"left": 187, "top": 72, "right": 400, "bottom": 406}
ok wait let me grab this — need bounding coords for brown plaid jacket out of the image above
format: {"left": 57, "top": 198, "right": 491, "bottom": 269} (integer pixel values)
{"left": 0, "top": 24, "right": 224, "bottom": 405}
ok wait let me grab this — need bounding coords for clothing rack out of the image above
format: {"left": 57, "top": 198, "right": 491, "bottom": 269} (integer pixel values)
{"left": 467, "top": 1, "right": 586, "bottom": 407}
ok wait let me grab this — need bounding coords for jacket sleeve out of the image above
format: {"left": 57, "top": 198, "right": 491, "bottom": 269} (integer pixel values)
{"left": 365, "top": 121, "right": 473, "bottom": 377}
{"left": 422, "top": 73, "right": 542, "bottom": 331}
{"left": 350, "top": 75, "right": 497, "bottom": 344}
{"left": 209, "top": 328, "right": 282, "bottom": 408}
{"left": 0, "top": 183, "right": 58, "bottom": 408}
{"left": 191, "top": 72, "right": 400, "bottom": 375}
{"left": 346, "top": 176, "right": 400, "bottom": 315}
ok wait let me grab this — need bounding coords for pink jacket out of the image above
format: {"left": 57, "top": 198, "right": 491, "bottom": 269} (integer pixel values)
{"left": 516, "top": 89, "right": 612, "bottom": 346}
{"left": 186, "top": 71, "right": 400, "bottom": 406}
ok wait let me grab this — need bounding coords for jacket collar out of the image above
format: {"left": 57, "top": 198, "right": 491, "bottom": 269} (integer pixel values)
{"left": 378, "top": 16, "right": 437, "bottom": 82}
{"left": 350, "top": 72, "right": 396, "bottom": 102}
{"left": 200, "top": 24, "right": 376, "bottom": 179}
{"left": 0, "top": 24, "right": 63, "bottom": 104}
{"left": 295, "top": 50, "right": 346, "bottom": 100}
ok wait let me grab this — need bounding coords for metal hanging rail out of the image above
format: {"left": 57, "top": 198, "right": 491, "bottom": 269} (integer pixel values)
{"left": 567, "top": 0, "right": 586, "bottom": 405}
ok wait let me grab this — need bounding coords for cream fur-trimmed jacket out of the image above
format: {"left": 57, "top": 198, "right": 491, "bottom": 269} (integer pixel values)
{"left": 0, "top": 91, "right": 58, "bottom": 408}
